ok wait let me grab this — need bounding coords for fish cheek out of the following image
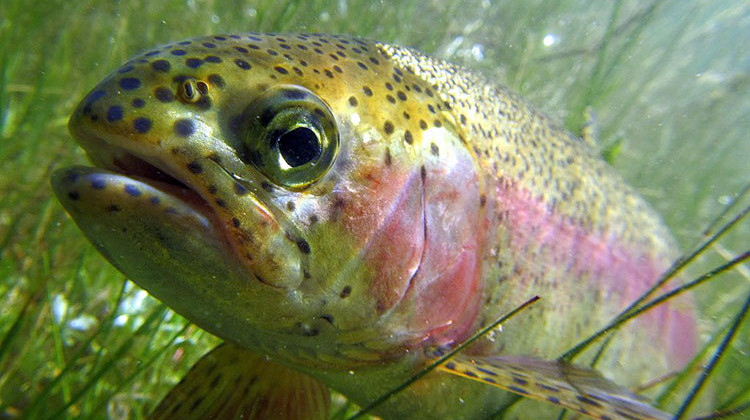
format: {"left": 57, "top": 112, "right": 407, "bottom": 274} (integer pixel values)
{"left": 326, "top": 160, "right": 426, "bottom": 317}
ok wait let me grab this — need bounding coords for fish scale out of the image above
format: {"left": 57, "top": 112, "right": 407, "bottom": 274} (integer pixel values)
{"left": 52, "top": 33, "right": 697, "bottom": 418}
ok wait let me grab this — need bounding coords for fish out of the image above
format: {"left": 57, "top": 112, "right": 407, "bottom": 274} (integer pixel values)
{"left": 51, "top": 33, "right": 699, "bottom": 419}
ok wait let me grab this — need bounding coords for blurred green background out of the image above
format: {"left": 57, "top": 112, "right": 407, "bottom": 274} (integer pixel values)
{"left": 0, "top": 0, "right": 747, "bottom": 418}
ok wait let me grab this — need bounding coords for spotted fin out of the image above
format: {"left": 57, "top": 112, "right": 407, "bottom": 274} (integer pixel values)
{"left": 152, "top": 343, "right": 330, "bottom": 420}
{"left": 437, "top": 353, "right": 670, "bottom": 420}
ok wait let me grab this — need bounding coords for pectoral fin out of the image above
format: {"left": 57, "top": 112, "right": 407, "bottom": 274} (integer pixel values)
{"left": 437, "top": 353, "right": 670, "bottom": 420}
{"left": 152, "top": 343, "right": 330, "bottom": 420}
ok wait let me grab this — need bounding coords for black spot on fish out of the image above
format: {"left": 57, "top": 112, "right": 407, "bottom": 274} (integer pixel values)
{"left": 67, "top": 191, "right": 80, "bottom": 201}
{"left": 235, "top": 59, "right": 251, "bottom": 70}
{"left": 119, "top": 77, "right": 141, "bottom": 90}
{"left": 296, "top": 239, "right": 311, "bottom": 254}
{"left": 133, "top": 117, "right": 152, "bottom": 133}
{"left": 385, "top": 148, "right": 392, "bottom": 166}
{"left": 124, "top": 185, "right": 141, "bottom": 197}
{"left": 321, "top": 314, "right": 334, "bottom": 325}
{"left": 404, "top": 130, "right": 413, "bottom": 144}
{"left": 189, "top": 396, "right": 204, "bottom": 412}
{"left": 283, "top": 89, "right": 306, "bottom": 100}
{"left": 430, "top": 142, "right": 439, "bottom": 156}
{"left": 286, "top": 201, "right": 296, "bottom": 211}
{"left": 512, "top": 376, "right": 528, "bottom": 386}
{"left": 186, "top": 161, "right": 203, "bottom": 174}
{"left": 536, "top": 382, "right": 560, "bottom": 393}
{"left": 91, "top": 178, "right": 106, "bottom": 190}
{"left": 340, "top": 285, "right": 351, "bottom": 298}
{"left": 232, "top": 217, "right": 241, "bottom": 227}
{"left": 615, "top": 410, "right": 640, "bottom": 420}
{"left": 195, "top": 95, "right": 212, "bottom": 110}
{"left": 151, "top": 60, "right": 171, "bottom": 72}
{"left": 209, "top": 373, "right": 223, "bottom": 388}
{"left": 107, "top": 105, "right": 123, "bottom": 122}
{"left": 476, "top": 367, "right": 497, "bottom": 377}
{"left": 234, "top": 182, "right": 248, "bottom": 196}
{"left": 207, "top": 74, "right": 225, "bottom": 88}
{"left": 384, "top": 121, "right": 394, "bottom": 134}
{"left": 577, "top": 396, "right": 603, "bottom": 408}
{"left": 155, "top": 87, "right": 174, "bottom": 103}
{"left": 216, "top": 198, "right": 227, "bottom": 208}
{"left": 132, "top": 98, "right": 146, "bottom": 108}
{"left": 509, "top": 386, "right": 529, "bottom": 395}
{"left": 185, "top": 58, "right": 203, "bottom": 68}
{"left": 174, "top": 119, "right": 196, "bottom": 137}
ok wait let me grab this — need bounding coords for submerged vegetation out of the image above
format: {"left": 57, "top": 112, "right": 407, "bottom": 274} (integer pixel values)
{"left": 0, "top": 0, "right": 747, "bottom": 418}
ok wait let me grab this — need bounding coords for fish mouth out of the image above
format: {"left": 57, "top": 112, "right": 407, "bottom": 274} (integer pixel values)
{"left": 58, "top": 126, "right": 306, "bottom": 291}
{"left": 82, "top": 136, "right": 219, "bottom": 221}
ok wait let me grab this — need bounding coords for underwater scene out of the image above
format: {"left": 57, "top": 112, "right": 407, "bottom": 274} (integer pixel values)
{"left": 0, "top": 0, "right": 747, "bottom": 418}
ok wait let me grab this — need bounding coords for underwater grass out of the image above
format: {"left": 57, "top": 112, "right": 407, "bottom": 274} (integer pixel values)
{"left": 0, "top": 0, "right": 747, "bottom": 418}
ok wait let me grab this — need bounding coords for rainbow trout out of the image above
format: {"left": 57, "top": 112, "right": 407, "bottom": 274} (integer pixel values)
{"left": 51, "top": 33, "right": 697, "bottom": 419}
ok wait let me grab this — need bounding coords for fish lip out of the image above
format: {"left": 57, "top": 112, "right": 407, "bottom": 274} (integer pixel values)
{"left": 68, "top": 130, "right": 226, "bottom": 238}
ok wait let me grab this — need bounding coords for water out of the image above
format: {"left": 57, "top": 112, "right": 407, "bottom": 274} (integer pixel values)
{"left": 0, "top": 0, "right": 746, "bottom": 418}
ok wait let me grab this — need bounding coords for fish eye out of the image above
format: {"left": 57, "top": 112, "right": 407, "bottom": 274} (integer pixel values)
{"left": 240, "top": 85, "right": 339, "bottom": 190}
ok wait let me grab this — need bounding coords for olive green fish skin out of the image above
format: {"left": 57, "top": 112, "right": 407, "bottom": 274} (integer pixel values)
{"left": 52, "top": 33, "right": 696, "bottom": 418}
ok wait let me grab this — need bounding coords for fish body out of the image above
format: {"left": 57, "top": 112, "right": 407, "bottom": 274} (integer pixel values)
{"left": 52, "top": 33, "right": 696, "bottom": 418}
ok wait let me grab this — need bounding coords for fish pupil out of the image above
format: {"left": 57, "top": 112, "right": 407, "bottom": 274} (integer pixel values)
{"left": 277, "top": 127, "right": 321, "bottom": 167}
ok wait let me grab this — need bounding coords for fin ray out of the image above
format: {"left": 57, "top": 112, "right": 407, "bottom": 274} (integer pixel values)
{"left": 152, "top": 343, "right": 330, "bottom": 420}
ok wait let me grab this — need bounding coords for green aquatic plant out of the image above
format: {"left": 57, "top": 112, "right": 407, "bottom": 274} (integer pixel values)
{"left": 0, "top": 0, "right": 746, "bottom": 418}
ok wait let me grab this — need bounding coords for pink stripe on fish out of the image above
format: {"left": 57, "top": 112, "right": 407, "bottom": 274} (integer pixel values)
{"left": 495, "top": 179, "right": 696, "bottom": 367}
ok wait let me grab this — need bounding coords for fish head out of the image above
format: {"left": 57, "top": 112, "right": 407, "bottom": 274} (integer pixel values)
{"left": 53, "top": 34, "right": 486, "bottom": 367}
